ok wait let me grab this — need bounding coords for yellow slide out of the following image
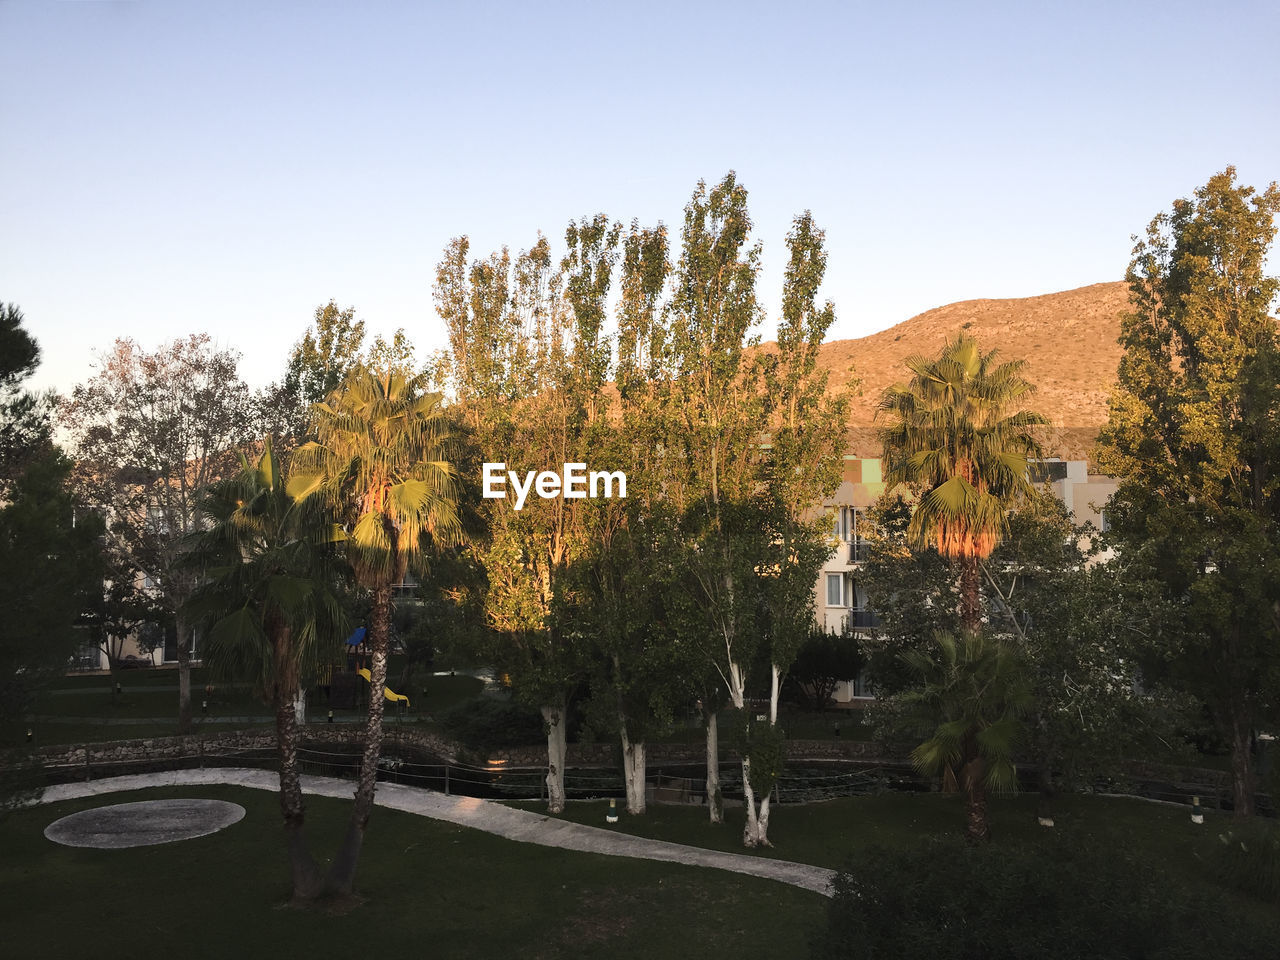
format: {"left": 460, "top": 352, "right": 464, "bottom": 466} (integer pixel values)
{"left": 356, "top": 668, "right": 411, "bottom": 707}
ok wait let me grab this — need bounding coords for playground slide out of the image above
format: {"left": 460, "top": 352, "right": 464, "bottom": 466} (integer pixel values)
{"left": 356, "top": 668, "right": 411, "bottom": 707}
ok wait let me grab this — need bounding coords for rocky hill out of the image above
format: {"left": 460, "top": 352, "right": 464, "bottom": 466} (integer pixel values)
{"left": 815, "top": 281, "right": 1130, "bottom": 464}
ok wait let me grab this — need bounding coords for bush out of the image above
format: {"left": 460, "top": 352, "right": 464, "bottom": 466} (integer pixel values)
{"left": 812, "top": 837, "right": 1279, "bottom": 959}
{"left": 438, "top": 698, "right": 545, "bottom": 752}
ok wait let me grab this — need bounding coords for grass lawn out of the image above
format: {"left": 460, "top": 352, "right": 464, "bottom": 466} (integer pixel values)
{"left": 11, "top": 674, "right": 486, "bottom": 749}
{"left": 537, "top": 791, "right": 1247, "bottom": 894}
{"left": 0, "top": 786, "right": 826, "bottom": 960}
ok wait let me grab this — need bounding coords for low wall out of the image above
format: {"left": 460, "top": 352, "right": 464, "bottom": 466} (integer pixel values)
{"left": 28, "top": 725, "right": 461, "bottom": 770}
{"left": 24, "top": 727, "right": 892, "bottom": 772}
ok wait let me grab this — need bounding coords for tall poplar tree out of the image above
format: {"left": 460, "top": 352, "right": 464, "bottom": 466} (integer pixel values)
{"left": 1097, "top": 167, "right": 1280, "bottom": 818}
{"left": 741, "top": 211, "right": 855, "bottom": 845}
{"left": 665, "top": 173, "right": 768, "bottom": 833}
{"left": 436, "top": 227, "right": 605, "bottom": 813}
{"left": 572, "top": 221, "right": 680, "bottom": 815}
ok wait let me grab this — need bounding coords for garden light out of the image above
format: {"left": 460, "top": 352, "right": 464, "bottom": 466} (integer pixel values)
{"left": 1191, "top": 796, "right": 1204, "bottom": 824}
{"left": 606, "top": 799, "right": 619, "bottom": 824}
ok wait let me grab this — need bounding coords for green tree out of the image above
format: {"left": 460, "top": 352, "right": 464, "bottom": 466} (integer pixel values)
{"left": 282, "top": 301, "right": 367, "bottom": 413}
{"left": 876, "top": 334, "right": 1047, "bottom": 630}
{"left": 288, "top": 367, "right": 462, "bottom": 895}
{"left": 186, "top": 438, "right": 348, "bottom": 902}
{"left": 1096, "top": 167, "right": 1280, "bottom": 818}
{"left": 0, "top": 305, "right": 103, "bottom": 806}
{"left": 570, "top": 219, "right": 686, "bottom": 816}
{"left": 62, "top": 335, "right": 257, "bottom": 732}
{"left": 859, "top": 492, "right": 966, "bottom": 693}
{"left": 788, "top": 628, "right": 865, "bottom": 712}
{"left": 864, "top": 489, "right": 1182, "bottom": 826}
{"left": 83, "top": 546, "right": 168, "bottom": 694}
{"left": 271, "top": 302, "right": 424, "bottom": 446}
{"left": 0, "top": 450, "right": 104, "bottom": 726}
{"left": 983, "top": 492, "right": 1182, "bottom": 824}
{"left": 0, "top": 302, "right": 53, "bottom": 492}
{"left": 436, "top": 224, "right": 613, "bottom": 813}
{"left": 665, "top": 173, "right": 768, "bottom": 832}
{"left": 739, "top": 210, "right": 855, "bottom": 845}
{"left": 899, "top": 631, "right": 1032, "bottom": 842}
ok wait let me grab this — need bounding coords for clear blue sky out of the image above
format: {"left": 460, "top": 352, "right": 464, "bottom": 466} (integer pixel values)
{"left": 3, "top": 0, "right": 1278, "bottom": 395}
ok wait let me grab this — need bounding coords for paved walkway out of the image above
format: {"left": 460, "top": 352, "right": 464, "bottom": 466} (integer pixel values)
{"left": 34, "top": 768, "right": 835, "bottom": 897}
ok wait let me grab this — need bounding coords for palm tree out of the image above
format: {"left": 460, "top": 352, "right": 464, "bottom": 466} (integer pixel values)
{"left": 900, "top": 631, "right": 1032, "bottom": 842}
{"left": 877, "top": 334, "right": 1046, "bottom": 629}
{"left": 288, "top": 367, "right": 461, "bottom": 897}
{"left": 186, "top": 437, "right": 347, "bottom": 902}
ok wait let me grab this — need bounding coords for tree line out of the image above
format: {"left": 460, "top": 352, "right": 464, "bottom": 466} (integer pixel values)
{"left": 3, "top": 166, "right": 1278, "bottom": 901}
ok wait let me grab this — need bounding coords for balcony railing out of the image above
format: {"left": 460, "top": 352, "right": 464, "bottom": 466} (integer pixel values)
{"left": 847, "top": 608, "right": 881, "bottom": 630}
{"left": 847, "top": 539, "right": 872, "bottom": 564}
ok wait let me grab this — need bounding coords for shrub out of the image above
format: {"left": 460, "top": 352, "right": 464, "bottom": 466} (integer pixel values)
{"left": 438, "top": 698, "right": 545, "bottom": 752}
{"left": 812, "top": 837, "right": 1279, "bottom": 959}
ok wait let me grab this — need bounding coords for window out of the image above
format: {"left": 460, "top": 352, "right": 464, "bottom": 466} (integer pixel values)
{"left": 852, "top": 667, "right": 874, "bottom": 699}
{"left": 826, "top": 573, "right": 843, "bottom": 606}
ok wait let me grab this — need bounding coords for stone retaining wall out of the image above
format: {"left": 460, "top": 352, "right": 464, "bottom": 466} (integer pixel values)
{"left": 19, "top": 731, "right": 1233, "bottom": 792}
{"left": 25, "top": 727, "right": 893, "bottom": 771}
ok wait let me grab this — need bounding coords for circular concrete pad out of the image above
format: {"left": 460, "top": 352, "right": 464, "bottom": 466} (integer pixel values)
{"left": 44, "top": 799, "right": 246, "bottom": 849}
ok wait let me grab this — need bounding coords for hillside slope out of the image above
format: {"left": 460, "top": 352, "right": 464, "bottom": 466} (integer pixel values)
{"left": 815, "top": 281, "right": 1129, "bottom": 463}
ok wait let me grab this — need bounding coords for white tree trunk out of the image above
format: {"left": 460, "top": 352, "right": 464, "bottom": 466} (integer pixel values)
{"left": 758, "top": 792, "right": 773, "bottom": 842}
{"left": 742, "top": 757, "right": 762, "bottom": 846}
{"left": 705, "top": 710, "right": 723, "bottom": 823}
{"left": 742, "top": 663, "right": 783, "bottom": 848}
{"left": 769, "top": 663, "right": 780, "bottom": 724}
{"left": 542, "top": 704, "right": 567, "bottom": 814}
{"left": 620, "top": 727, "right": 646, "bottom": 815}
{"left": 293, "top": 686, "right": 307, "bottom": 724}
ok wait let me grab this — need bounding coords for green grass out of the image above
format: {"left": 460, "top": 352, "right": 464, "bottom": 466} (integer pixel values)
{"left": 14, "top": 721, "right": 275, "bottom": 748}
{"left": 0, "top": 786, "right": 825, "bottom": 960}
{"left": 538, "top": 791, "right": 1242, "bottom": 890}
{"left": 10, "top": 674, "right": 487, "bottom": 749}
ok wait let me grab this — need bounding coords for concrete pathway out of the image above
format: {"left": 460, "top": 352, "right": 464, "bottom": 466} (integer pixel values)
{"left": 34, "top": 768, "right": 836, "bottom": 897}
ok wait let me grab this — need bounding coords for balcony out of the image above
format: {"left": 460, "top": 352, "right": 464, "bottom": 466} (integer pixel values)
{"left": 847, "top": 608, "right": 881, "bottom": 630}
{"left": 847, "top": 539, "right": 872, "bottom": 564}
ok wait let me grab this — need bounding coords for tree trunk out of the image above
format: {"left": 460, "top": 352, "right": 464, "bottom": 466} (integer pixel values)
{"left": 324, "top": 585, "right": 393, "bottom": 897}
{"left": 620, "top": 727, "right": 646, "bottom": 816}
{"left": 175, "top": 613, "right": 192, "bottom": 734}
{"left": 542, "top": 702, "right": 568, "bottom": 814}
{"left": 959, "top": 555, "right": 981, "bottom": 633}
{"left": 276, "top": 686, "right": 323, "bottom": 902}
{"left": 742, "top": 664, "right": 782, "bottom": 848}
{"left": 1227, "top": 700, "right": 1256, "bottom": 819}
{"left": 742, "top": 757, "right": 765, "bottom": 847}
{"left": 963, "top": 755, "right": 990, "bottom": 843}
{"left": 704, "top": 707, "right": 722, "bottom": 824}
